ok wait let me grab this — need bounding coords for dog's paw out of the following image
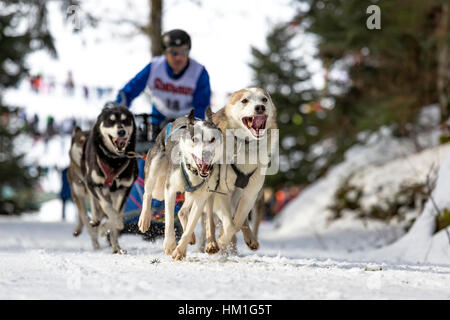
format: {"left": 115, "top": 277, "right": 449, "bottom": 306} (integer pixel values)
{"left": 189, "top": 233, "right": 196, "bottom": 245}
{"left": 138, "top": 216, "right": 151, "bottom": 233}
{"left": 205, "top": 241, "right": 220, "bottom": 255}
{"left": 217, "top": 235, "right": 229, "bottom": 250}
{"left": 72, "top": 230, "right": 81, "bottom": 237}
{"left": 245, "top": 239, "right": 259, "bottom": 251}
{"left": 112, "top": 247, "right": 127, "bottom": 255}
{"left": 90, "top": 220, "right": 100, "bottom": 227}
{"left": 163, "top": 238, "right": 177, "bottom": 255}
{"left": 172, "top": 248, "right": 186, "bottom": 261}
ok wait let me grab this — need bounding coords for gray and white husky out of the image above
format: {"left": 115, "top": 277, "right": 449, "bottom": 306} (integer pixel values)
{"left": 176, "top": 88, "right": 278, "bottom": 255}
{"left": 138, "top": 108, "right": 223, "bottom": 260}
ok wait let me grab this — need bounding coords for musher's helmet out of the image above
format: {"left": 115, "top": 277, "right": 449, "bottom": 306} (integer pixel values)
{"left": 162, "top": 29, "right": 191, "bottom": 51}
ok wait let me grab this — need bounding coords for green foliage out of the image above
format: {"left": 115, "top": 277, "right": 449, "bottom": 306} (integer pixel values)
{"left": 0, "top": 106, "right": 40, "bottom": 215}
{"left": 0, "top": 0, "right": 67, "bottom": 214}
{"left": 327, "top": 174, "right": 362, "bottom": 220}
{"left": 299, "top": 0, "right": 449, "bottom": 134}
{"left": 435, "top": 208, "right": 450, "bottom": 234}
{"left": 251, "top": 1, "right": 449, "bottom": 189}
{"left": 328, "top": 176, "right": 429, "bottom": 232}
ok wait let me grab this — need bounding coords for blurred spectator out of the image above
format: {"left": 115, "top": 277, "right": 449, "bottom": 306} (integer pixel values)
{"left": 96, "top": 87, "right": 104, "bottom": 99}
{"left": 65, "top": 71, "right": 75, "bottom": 95}
{"left": 60, "top": 167, "right": 71, "bottom": 221}
{"left": 288, "top": 186, "right": 301, "bottom": 202}
{"left": 30, "top": 74, "right": 43, "bottom": 93}
{"left": 45, "top": 115, "right": 56, "bottom": 139}
{"left": 48, "top": 77, "right": 56, "bottom": 93}
{"left": 274, "top": 189, "right": 287, "bottom": 214}
{"left": 83, "top": 85, "right": 89, "bottom": 99}
{"left": 30, "top": 114, "right": 40, "bottom": 135}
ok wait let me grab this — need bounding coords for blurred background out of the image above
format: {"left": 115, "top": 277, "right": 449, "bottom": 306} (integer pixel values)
{"left": 1, "top": 0, "right": 450, "bottom": 262}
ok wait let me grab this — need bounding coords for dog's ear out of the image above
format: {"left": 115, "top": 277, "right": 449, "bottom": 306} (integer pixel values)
{"left": 103, "top": 101, "right": 116, "bottom": 109}
{"left": 205, "top": 106, "right": 213, "bottom": 122}
{"left": 187, "top": 109, "right": 196, "bottom": 125}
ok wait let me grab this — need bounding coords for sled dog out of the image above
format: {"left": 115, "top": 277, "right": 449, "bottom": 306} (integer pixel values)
{"left": 68, "top": 127, "right": 103, "bottom": 250}
{"left": 209, "top": 88, "right": 278, "bottom": 252}
{"left": 80, "top": 102, "right": 138, "bottom": 254}
{"left": 138, "top": 108, "right": 223, "bottom": 260}
{"left": 178, "top": 88, "right": 278, "bottom": 254}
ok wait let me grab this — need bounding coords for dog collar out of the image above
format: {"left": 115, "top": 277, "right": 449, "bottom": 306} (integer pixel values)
{"left": 181, "top": 161, "right": 215, "bottom": 193}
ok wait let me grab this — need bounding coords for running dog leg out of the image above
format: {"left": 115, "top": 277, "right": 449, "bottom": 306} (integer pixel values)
{"left": 138, "top": 155, "right": 165, "bottom": 233}
{"left": 177, "top": 193, "right": 195, "bottom": 245}
{"left": 73, "top": 194, "right": 100, "bottom": 249}
{"left": 215, "top": 194, "right": 239, "bottom": 250}
{"left": 88, "top": 192, "right": 100, "bottom": 227}
{"left": 172, "top": 197, "right": 206, "bottom": 261}
{"left": 205, "top": 197, "right": 219, "bottom": 254}
{"left": 163, "top": 182, "right": 178, "bottom": 255}
{"left": 241, "top": 218, "right": 259, "bottom": 251}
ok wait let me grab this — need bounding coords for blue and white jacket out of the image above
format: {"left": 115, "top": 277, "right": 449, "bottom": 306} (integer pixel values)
{"left": 116, "top": 56, "right": 211, "bottom": 124}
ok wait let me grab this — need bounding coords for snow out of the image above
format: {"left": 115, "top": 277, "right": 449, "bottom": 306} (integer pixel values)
{"left": 2, "top": 2, "right": 450, "bottom": 300}
{"left": 2, "top": 214, "right": 450, "bottom": 299}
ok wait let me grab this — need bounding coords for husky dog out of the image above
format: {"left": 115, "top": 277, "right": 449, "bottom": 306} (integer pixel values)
{"left": 209, "top": 88, "right": 278, "bottom": 252}
{"left": 137, "top": 108, "right": 223, "bottom": 260}
{"left": 177, "top": 88, "right": 277, "bottom": 255}
{"left": 68, "top": 127, "right": 102, "bottom": 250}
{"left": 80, "top": 103, "right": 138, "bottom": 254}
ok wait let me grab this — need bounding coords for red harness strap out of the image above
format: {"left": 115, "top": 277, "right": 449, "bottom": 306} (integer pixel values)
{"left": 98, "top": 158, "right": 130, "bottom": 188}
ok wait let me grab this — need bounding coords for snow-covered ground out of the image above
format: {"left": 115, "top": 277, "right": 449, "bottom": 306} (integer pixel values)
{"left": 3, "top": 211, "right": 450, "bottom": 299}
{"left": 3, "top": 1, "right": 450, "bottom": 300}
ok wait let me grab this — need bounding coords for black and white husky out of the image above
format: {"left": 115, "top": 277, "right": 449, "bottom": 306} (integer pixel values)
{"left": 80, "top": 102, "right": 138, "bottom": 254}
{"left": 138, "top": 108, "right": 223, "bottom": 260}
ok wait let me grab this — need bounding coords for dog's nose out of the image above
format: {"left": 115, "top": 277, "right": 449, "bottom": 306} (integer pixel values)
{"left": 202, "top": 151, "right": 213, "bottom": 162}
{"left": 118, "top": 129, "right": 126, "bottom": 137}
{"left": 255, "top": 105, "right": 266, "bottom": 114}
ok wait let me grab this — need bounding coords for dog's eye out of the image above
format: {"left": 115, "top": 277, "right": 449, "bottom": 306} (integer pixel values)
{"left": 241, "top": 99, "right": 249, "bottom": 104}
{"left": 262, "top": 97, "right": 268, "bottom": 103}
{"left": 210, "top": 137, "right": 215, "bottom": 143}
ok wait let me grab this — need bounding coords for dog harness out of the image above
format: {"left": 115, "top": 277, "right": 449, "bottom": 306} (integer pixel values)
{"left": 97, "top": 157, "right": 130, "bottom": 188}
{"left": 231, "top": 164, "right": 257, "bottom": 189}
{"left": 165, "top": 122, "right": 187, "bottom": 141}
{"left": 230, "top": 136, "right": 257, "bottom": 189}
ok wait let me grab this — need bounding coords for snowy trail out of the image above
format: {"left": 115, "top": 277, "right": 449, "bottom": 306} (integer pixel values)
{"left": 2, "top": 217, "right": 450, "bottom": 299}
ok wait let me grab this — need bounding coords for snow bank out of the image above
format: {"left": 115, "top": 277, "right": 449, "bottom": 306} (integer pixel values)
{"left": 272, "top": 115, "right": 450, "bottom": 263}
{"left": 275, "top": 127, "right": 443, "bottom": 236}
{"left": 368, "top": 150, "right": 450, "bottom": 265}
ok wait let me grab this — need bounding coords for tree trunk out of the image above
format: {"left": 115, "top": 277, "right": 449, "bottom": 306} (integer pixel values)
{"left": 436, "top": 3, "right": 449, "bottom": 120}
{"left": 150, "top": 0, "right": 163, "bottom": 57}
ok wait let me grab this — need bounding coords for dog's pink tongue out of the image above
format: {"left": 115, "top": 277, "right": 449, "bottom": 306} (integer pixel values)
{"left": 252, "top": 116, "right": 267, "bottom": 135}
{"left": 197, "top": 159, "right": 210, "bottom": 175}
{"left": 116, "top": 138, "right": 127, "bottom": 149}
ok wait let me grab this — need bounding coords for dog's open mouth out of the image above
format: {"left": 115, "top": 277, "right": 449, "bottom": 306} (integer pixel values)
{"left": 242, "top": 115, "right": 267, "bottom": 138}
{"left": 192, "top": 154, "right": 212, "bottom": 178}
{"left": 110, "top": 135, "right": 129, "bottom": 153}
